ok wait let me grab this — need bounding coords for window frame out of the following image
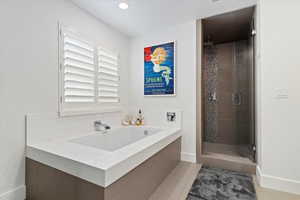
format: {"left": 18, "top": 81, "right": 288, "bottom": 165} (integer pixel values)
{"left": 58, "top": 24, "right": 121, "bottom": 117}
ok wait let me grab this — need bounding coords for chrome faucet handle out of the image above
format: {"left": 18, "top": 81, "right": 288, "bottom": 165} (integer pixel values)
{"left": 94, "top": 120, "right": 102, "bottom": 125}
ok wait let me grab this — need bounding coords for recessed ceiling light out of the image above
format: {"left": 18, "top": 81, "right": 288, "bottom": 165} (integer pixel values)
{"left": 118, "top": 0, "right": 129, "bottom": 10}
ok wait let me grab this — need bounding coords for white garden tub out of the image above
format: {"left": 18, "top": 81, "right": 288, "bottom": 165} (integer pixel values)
{"left": 26, "top": 125, "right": 181, "bottom": 187}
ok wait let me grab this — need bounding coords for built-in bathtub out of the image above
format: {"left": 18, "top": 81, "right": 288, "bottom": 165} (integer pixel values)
{"left": 26, "top": 123, "right": 181, "bottom": 200}
{"left": 70, "top": 127, "right": 162, "bottom": 152}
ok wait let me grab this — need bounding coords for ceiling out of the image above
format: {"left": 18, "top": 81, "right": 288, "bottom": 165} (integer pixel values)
{"left": 71, "top": 0, "right": 257, "bottom": 37}
{"left": 203, "top": 7, "right": 255, "bottom": 44}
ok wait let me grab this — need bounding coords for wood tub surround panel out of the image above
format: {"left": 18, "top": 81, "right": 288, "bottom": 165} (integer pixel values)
{"left": 26, "top": 159, "right": 105, "bottom": 200}
{"left": 26, "top": 138, "right": 181, "bottom": 200}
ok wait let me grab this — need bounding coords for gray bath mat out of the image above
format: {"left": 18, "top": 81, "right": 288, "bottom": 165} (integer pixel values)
{"left": 186, "top": 166, "right": 257, "bottom": 200}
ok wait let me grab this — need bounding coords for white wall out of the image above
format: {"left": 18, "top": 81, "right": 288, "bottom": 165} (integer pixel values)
{"left": 257, "top": 0, "right": 300, "bottom": 195}
{"left": 0, "top": 0, "right": 130, "bottom": 199}
{"left": 128, "top": 21, "right": 197, "bottom": 163}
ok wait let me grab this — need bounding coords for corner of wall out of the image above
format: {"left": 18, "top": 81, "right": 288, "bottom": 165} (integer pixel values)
{"left": 181, "top": 152, "right": 197, "bottom": 163}
{"left": 257, "top": 166, "right": 300, "bottom": 195}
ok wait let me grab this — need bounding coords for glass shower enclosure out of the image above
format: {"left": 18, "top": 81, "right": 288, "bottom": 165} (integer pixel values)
{"left": 202, "top": 39, "right": 255, "bottom": 161}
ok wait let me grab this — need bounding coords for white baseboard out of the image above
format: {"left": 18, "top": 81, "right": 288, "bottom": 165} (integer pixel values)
{"left": 181, "top": 152, "right": 196, "bottom": 163}
{"left": 0, "top": 185, "right": 25, "bottom": 200}
{"left": 256, "top": 166, "right": 300, "bottom": 195}
{"left": 256, "top": 165, "right": 262, "bottom": 185}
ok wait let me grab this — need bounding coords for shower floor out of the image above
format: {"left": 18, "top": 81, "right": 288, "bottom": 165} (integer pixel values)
{"left": 203, "top": 142, "right": 251, "bottom": 158}
{"left": 202, "top": 142, "right": 256, "bottom": 174}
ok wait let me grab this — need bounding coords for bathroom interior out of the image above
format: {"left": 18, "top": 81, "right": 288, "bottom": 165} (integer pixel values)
{"left": 1, "top": 0, "right": 300, "bottom": 200}
{"left": 201, "top": 7, "right": 256, "bottom": 166}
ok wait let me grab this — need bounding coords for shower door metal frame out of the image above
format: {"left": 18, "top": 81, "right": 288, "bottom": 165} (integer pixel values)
{"left": 249, "top": 15, "right": 257, "bottom": 162}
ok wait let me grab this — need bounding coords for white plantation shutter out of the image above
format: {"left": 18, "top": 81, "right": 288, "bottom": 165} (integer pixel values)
{"left": 97, "top": 47, "right": 120, "bottom": 103}
{"left": 62, "top": 32, "right": 96, "bottom": 103}
{"left": 59, "top": 25, "right": 121, "bottom": 116}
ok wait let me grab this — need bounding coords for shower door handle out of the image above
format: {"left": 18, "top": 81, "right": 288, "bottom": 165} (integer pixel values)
{"left": 232, "top": 93, "right": 242, "bottom": 105}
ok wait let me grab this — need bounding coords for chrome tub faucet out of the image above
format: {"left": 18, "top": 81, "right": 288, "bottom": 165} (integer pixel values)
{"left": 94, "top": 120, "right": 111, "bottom": 133}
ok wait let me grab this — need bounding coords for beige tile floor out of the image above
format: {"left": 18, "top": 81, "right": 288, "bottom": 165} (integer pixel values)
{"left": 149, "top": 162, "right": 202, "bottom": 200}
{"left": 149, "top": 162, "right": 300, "bottom": 200}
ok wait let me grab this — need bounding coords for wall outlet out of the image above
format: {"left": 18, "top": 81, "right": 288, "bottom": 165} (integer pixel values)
{"left": 167, "top": 112, "right": 176, "bottom": 122}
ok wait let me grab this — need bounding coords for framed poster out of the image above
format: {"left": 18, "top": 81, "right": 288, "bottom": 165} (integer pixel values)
{"left": 144, "top": 41, "right": 176, "bottom": 96}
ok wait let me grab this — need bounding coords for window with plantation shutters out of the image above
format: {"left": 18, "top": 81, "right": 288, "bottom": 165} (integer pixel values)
{"left": 59, "top": 25, "right": 121, "bottom": 116}
{"left": 97, "top": 47, "right": 120, "bottom": 103}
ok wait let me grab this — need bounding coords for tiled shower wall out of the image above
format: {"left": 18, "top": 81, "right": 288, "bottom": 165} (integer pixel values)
{"left": 203, "top": 40, "right": 251, "bottom": 145}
